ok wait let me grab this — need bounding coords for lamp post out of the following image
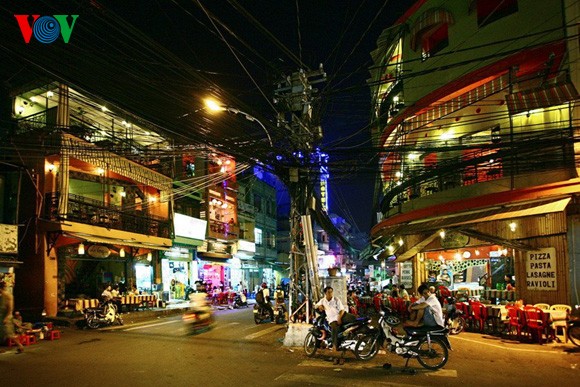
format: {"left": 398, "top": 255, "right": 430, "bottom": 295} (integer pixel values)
{"left": 204, "top": 99, "right": 273, "bottom": 147}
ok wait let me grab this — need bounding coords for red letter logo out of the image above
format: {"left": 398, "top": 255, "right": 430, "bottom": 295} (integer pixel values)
{"left": 14, "top": 15, "right": 40, "bottom": 44}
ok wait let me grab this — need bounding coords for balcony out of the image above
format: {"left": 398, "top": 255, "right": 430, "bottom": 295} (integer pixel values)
{"left": 208, "top": 219, "right": 238, "bottom": 241}
{"left": 44, "top": 192, "right": 171, "bottom": 238}
{"left": 381, "top": 128, "right": 576, "bottom": 212}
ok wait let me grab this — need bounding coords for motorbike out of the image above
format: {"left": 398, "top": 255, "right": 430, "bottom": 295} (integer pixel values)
{"left": 84, "top": 301, "right": 123, "bottom": 329}
{"left": 253, "top": 303, "right": 273, "bottom": 324}
{"left": 182, "top": 293, "right": 214, "bottom": 334}
{"left": 303, "top": 310, "right": 372, "bottom": 357}
{"left": 273, "top": 302, "right": 287, "bottom": 324}
{"left": 444, "top": 297, "right": 466, "bottom": 335}
{"left": 354, "top": 306, "right": 451, "bottom": 370}
{"left": 233, "top": 293, "right": 248, "bottom": 309}
{"left": 568, "top": 315, "right": 580, "bottom": 347}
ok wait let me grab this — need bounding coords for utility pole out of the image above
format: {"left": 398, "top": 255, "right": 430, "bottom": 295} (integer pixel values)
{"left": 273, "top": 66, "right": 326, "bottom": 326}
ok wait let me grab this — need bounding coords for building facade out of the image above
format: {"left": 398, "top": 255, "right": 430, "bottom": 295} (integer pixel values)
{"left": 369, "top": 0, "right": 579, "bottom": 305}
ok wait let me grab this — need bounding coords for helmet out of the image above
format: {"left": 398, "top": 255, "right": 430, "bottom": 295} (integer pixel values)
{"left": 261, "top": 283, "right": 267, "bottom": 288}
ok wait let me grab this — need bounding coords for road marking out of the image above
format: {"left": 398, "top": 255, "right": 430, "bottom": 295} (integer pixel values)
{"left": 124, "top": 320, "right": 181, "bottom": 331}
{"left": 299, "top": 359, "right": 456, "bottom": 376}
{"left": 212, "top": 322, "right": 240, "bottom": 331}
{"left": 276, "top": 372, "right": 426, "bottom": 386}
{"left": 426, "top": 369, "right": 457, "bottom": 377}
{"left": 451, "top": 336, "right": 563, "bottom": 354}
{"left": 244, "top": 325, "right": 284, "bottom": 340}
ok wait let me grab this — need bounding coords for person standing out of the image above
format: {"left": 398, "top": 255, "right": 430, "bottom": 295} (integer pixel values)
{"left": 390, "top": 270, "right": 399, "bottom": 287}
{"left": 0, "top": 280, "right": 24, "bottom": 353}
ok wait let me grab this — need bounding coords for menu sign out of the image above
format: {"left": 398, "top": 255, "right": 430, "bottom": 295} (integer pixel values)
{"left": 526, "top": 247, "right": 557, "bottom": 291}
{"left": 401, "top": 262, "right": 413, "bottom": 288}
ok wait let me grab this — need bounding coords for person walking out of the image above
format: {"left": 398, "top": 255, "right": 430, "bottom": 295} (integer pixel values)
{"left": 0, "top": 280, "right": 24, "bottom": 353}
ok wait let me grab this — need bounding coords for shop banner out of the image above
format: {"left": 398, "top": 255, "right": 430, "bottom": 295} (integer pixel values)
{"left": 526, "top": 247, "right": 557, "bottom": 291}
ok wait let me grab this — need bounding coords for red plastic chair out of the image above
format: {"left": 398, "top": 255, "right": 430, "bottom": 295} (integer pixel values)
{"left": 506, "top": 305, "right": 526, "bottom": 339}
{"left": 470, "top": 302, "right": 488, "bottom": 332}
{"left": 456, "top": 302, "right": 473, "bottom": 329}
{"left": 524, "top": 306, "right": 546, "bottom": 344}
{"left": 373, "top": 293, "right": 382, "bottom": 312}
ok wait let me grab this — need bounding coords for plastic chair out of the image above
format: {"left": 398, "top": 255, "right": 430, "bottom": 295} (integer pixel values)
{"left": 534, "top": 303, "right": 550, "bottom": 311}
{"left": 506, "top": 305, "right": 526, "bottom": 339}
{"left": 470, "top": 302, "right": 489, "bottom": 332}
{"left": 524, "top": 306, "right": 546, "bottom": 344}
{"left": 550, "top": 304, "right": 571, "bottom": 343}
{"left": 456, "top": 302, "right": 473, "bottom": 329}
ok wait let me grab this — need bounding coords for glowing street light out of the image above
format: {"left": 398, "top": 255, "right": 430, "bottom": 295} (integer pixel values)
{"left": 204, "top": 98, "right": 273, "bottom": 147}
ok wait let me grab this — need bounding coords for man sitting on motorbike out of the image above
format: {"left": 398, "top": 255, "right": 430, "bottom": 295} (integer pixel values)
{"left": 274, "top": 285, "right": 288, "bottom": 321}
{"left": 405, "top": 284, "right": 444, "bottom": 328}
{"left": 315, "top": 286, "right": 357, "bottom": 365}
{"left": 256, "top": 283, "right": 274, "bottom": 322}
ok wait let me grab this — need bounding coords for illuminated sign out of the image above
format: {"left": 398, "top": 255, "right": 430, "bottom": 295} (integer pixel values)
{"left": 15, "top": 15, "right": 79, "bottom": 44}
{"left": 237, "top": 240, "right": 256, "bottom": 253}
{"left": 174, "top": 213, "right": 207, "bottom": 240}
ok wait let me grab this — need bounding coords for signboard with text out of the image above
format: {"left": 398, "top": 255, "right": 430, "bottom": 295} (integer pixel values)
{"left": 401, "top": 262, "right": 413, "bottom": 288}
{"left": 526, "top": 247, "right": 557, "bottom": 291}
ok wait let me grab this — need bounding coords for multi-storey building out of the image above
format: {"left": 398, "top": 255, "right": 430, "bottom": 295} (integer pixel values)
{"left": 6, "top": 81, "right": 173, "bottom": 316}
{"left": 369, "top": 0, "right": 579, "bottom": 305}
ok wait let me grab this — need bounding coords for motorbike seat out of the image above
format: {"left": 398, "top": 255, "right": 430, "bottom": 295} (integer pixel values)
{"left": 404, "top": 325, "right": 447, "bottom": 336}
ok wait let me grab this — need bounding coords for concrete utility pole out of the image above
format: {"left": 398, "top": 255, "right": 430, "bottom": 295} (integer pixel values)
{"left": 273, "top": 66, "right": 326, "bottom": 343}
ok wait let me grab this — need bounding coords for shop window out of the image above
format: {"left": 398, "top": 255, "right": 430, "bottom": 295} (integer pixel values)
{"left": 477, "top": 0, "right": 518, "bottom": 28}
{"left": 421, "top": 23, "right": 448, "bottom": 61}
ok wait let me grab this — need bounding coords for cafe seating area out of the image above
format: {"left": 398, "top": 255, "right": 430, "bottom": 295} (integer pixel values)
{"left": 64, "top": 294, "right": 159, "bottom": 314}
{"left": 3, "top": 322, "right": 61, "bottom": 349}
{"left": 456, "top": 298, "right": 573, "bottom": 345}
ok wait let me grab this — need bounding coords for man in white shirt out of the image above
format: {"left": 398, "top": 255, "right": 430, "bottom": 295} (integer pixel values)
{"left": 391, "top": 270, "right": 399, "bottom": 286}
{"left": 315, "top": 286, "right": 356, "bottom": 363}
{"left": 405, "top": 284, "right": 444, "bottom": 328}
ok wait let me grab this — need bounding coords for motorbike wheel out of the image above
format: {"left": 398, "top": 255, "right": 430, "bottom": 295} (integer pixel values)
{"left": 254, "top": 313, "right": 262, "bottom": 325}
{"left": 304, "top": 332, "right": 319, "bottom": 357}
{"left": 86, "top": 315, "right": 100, "bottom": 329}
{"left": 354, "top": 334, "right": 379, "bottom": 361}
{"left": 116, "top": 315, "right": 124, "bottom": 325}
{"left": 416, "top": 337, "right": 449, "bottom": 370}
{"left": 449, "top": 316, "right": 466, "bottom": 335}
{"left": 568, "top": 325, "right": 580, "bottom": 347}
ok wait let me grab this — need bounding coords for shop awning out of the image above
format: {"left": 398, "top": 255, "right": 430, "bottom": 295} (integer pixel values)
{"left": 379, "top": 196, "right": 571, "bottom": 236}
{"left": 196, "top": 251, "right": 232, "bottom": 260}
{"left": 410, "top": 8, "right": 454, "bottom": 51}
{"left": 456, "top": 229, "right": 535, "bottom": 251}
{"left": 506, "top": 81, "right": 578, "bottom": 115}
{"left": 394, "top": 231, "right": 440, "bottom": 262}
{"left": 63, "top": 232, "right": 171, "bottom": 251}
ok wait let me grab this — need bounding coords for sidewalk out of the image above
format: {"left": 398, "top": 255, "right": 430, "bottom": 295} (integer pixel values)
{"left": 46, "top": 298, "right": 257, "bottom": 329}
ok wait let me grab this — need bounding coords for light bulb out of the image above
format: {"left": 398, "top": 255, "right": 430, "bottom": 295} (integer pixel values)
{"left": 78, "top": 243, "right": 85, "bottom": 255}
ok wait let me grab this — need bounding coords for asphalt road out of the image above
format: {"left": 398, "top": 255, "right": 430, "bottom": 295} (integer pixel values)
{"left": 1, "top": 307, "right": 579, "bottom": 386}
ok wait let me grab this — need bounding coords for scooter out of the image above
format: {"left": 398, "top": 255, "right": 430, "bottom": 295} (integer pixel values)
{"left": 354, "top": 306, "right": 451, "bottom": 370}
{"left": 303, "top": 310, "right": 372, "bottom": 357}
{"left": 444, "top": 297, "right": 466, "bottom": 335}
{"left": 273, "top": 302, "right": 287, "bottom": 324}
{"left": 183, "top": 293, "right": 215, "bottom": 334}
{"left": 84, "top": 301, "right": 123, "bottom": 329}
{"left": 253, "top": 303, "right": 272, "bottom": 324}
{"left": 233, "top": 293, "right": 248, "bottom": 308}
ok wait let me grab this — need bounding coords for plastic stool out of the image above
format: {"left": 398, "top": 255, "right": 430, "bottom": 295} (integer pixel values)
{"left": 48, "top": 330, "right": 61, "bottom": 340}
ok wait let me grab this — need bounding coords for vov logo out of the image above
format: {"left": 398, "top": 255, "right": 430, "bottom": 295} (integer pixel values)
{"left": 14, "top": 15, "right": 79, "bottom": 44}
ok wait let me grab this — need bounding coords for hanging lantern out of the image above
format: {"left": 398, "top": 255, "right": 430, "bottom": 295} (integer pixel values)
{"left": 78, "top": 243, "right": 85, "bottom": 255}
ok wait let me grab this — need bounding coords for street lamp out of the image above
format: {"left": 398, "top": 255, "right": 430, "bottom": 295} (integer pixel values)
{"left": 204, "top": 98, "right": 273, "bottom": 147}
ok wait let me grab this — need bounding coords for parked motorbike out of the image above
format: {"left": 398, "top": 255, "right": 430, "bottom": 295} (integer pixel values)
{"left": 303, "top": 310, "right": 372, "bottom": 357}
{"left": 233, "top": 293, "right": 248, "bottom": 309}
{"left": 568, "top": 315, "right": 580, "bottom": 347}
{"left": 84, "top": 302, "right": 123, "bottom": 329}
{"left": 444, "top": 297, "right": 466, "bottom": 335}
{"left": 183, "top": 293, "right": 214, "bottom": 334}
{"left": 354, "top": 306, "right": 451, "bottom": 370}
{"left": 253, "top": 303, "right": 273, "bottom": 324}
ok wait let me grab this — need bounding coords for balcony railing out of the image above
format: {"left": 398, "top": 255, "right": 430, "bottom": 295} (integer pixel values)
{"left": 381, "top": 128, "right": 576, "bottom": 212}
{"left": 44, "top": 192, "right": 171, "bottom": 238}
{"left": 208, "top": 219, "right": 238, "bottom": 241}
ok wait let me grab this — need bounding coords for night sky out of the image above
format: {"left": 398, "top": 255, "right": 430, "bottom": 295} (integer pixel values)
{"left": 0, "top": 0, "right": 415, "bottom": 240}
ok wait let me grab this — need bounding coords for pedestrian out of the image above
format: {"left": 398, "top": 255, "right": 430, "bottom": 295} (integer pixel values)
{"left": 0, "top": 280, "right": 24, "bottom": 353}
{"left": 390, "top": 270, "right": 399, "bottom": 286}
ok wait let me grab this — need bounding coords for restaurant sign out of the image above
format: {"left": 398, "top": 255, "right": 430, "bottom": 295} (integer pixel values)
{"left": 88, "top": 245, "right": 111, "bottom": 259}
{"left": 525, "top": 247, "right": 557, "bottom": 291}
